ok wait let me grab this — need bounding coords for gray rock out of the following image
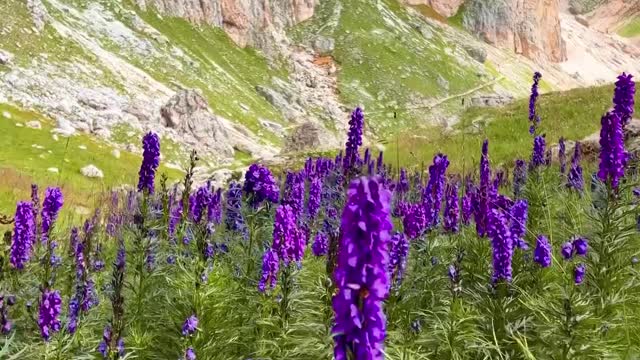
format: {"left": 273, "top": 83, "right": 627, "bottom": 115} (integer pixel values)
{"left": 463, "top": 44, "right": 487, "bottom": 64}
{"left": 80, "top": 164, "right": 104, "bottom": 178}
{"left": 26, "top": 0, "right": 48, "bottom": 32}
{"left": 313, "top": 36, "right": 335, "bottom": 55}
{"left": 284, "top": 122, "right": 324, "bottom": 152}
{"left": 2, "top": 111, "right": 12, "bottom": 119}
{"left": 416, "top": 25, "right": 433, "bottom": 40}
{"left": 26, "top": 120, "right": 42, "bottom": 129}
{"left": 47, "top": 167, "right": 59, "bottom": 173}
{"left": 111, "top": 149, "right": 121, "bottom": 159}
{"left": 0, "top": 50, "right": 13, "bottom": 65}
{"left": 53, "top": 117, "right": 76, "bottom": 137}
{"left": 437, "top": 75, "right": 449, "bottom": 91}
{"left": 259, "top": 119, "right": 285, "bottom": 137}
{"left": 469, "top": 95, "right": 514, "bottom": 107}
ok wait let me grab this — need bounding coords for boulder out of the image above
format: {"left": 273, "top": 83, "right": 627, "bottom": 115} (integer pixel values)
{"left": 284, "top": 122, "right": 324, "bottom": 153}
{"left": 0, "top": 50, "right": 13, "bottom": 65}
{"left": 312, "top": 36, "right": 335, "bottom": 55}
{"left": 463, "top": 44, "right": 487, "bottom": 64}
{"left": 26, "top": 120, "right": 42, "bottom": 129}
{"left": 47, "top": 167, "right": 59, "bottom": 173}
{"left": 80, "top": 165, "right": 104, "bottom": 178}
{"left": 111, "top": 149, "right": 121, "bottom": 159}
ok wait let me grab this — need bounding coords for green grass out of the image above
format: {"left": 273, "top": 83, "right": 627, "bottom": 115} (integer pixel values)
{"left": 0, "top": 103, "right": 182, "bottom": 216}
{"left": 385, "top": 83, "right": 639, "bottom": 171}
{"left": 291, "top": 0, "right": 483, "bottom": 135}
{"left": 618, "top": 17, "right": 640, "bottom": 38}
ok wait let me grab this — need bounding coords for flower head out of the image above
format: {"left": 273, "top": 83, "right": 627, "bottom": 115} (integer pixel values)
{"left": 271, "top": 204, "right": 304, "bottom": 265}
{"left": 443, "top": 181, "right": 459, "bottom": 233}
{"left": 243, "top": 163, "right": 280, "bottom": 207}
{"left": 10, "top": 201, "right": 35, "bottom": 270}
{"left": 561, "top": 242, "right": 573, "bottom": 260}
{"left": 333, "top": 176, "right": 392, "bottom": 360}
{"left": 559, "top": 137, "right": 567, "bottom": 174}
{"left": 574, "top": 263, "right": 586, "bottom": 285}
{"left": 312, "top": 232, "right": 328, "bottom": 257}
{"left": 38, "top": 289, "right": 62, "bottom": 341}
{"left": 573, "top": 237, "right": 588, "bottom": 256}
{"left": 181, "top": 315, "right": 198, "bottom": 336}
{"left": 474, "top": 140, "right": 491, "bottom": 237}
{"left": 137, "top": 132, "right": 161, "bottom": 194}
{"left": 488, "top": 208, "right": 513, "bottom": 283}
{"left": 189, "top": 185, "right": 211, "bottom": 224}
{"left": 530, "top": 135, "right": 546, "bottom": 170}
{"left": 598, "top": 111, "right": 628, "bottom": 189}
{"left": 567, "top": 142, "right": 584, "bottom": 191}
{"left": 225, "top": 182, "right": 248, "bottom": 238}
{"left": 533, "top": 235, "right": 552, "bottom": 268}
{"left": 403, "top": 203, "right": 426, "bottom": 240}
{"left": 308, "top": 176, "right": 323, "bottom": 219}
{"left": 529, "top": 72, "right": 542, "bottom": 134}
{"left": 258, "top": 248, "right": 279, "bottom": 292}
{"left": 422, "top": 153, "right": 449, "bottom": 230}
{"left": 343, "top": 107, "right": 365, "bottom": 171}
{"left": 613, "top": 72, "right": 635, "bottom": 126}
{"left": 509, "top": 199, "right": 529, "bottom": 250}
{"left": 41, "top": 187, "right": 64, "bottom": 244}
{"left": 388, "top": 232, "right": 409, "bottom": 287}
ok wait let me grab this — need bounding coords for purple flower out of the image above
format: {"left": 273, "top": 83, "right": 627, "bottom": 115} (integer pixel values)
{"left": 38, "top": 289, "right": 62, "bottom": 341}
{"left": 443, "top": 181, "right": 459, "bottom": 233}
{"left": 474, "top": 140, "right": 491, "bottom": 237}
{"left": 117, "top": 338, "right": 125, "bottom": 357}
{"left": 559, "top": 137, "right": 567, "bottom": 174}
{"left": 243, "top": 163, "right": 280, "bottom": 207}
{"left": 509, "top": 200, "right": 529, "bottom": 250}
{"left": 207, "top": 188, "right": 222, "bottom": 226}
{"left": 533, "top": 235, "right": 552, "bottom": 268}
{"left": 613, "top": 72, "right": 635, "bottom": 126}
{"left": 282, "top": 171, "right": 305, "bottom": 219}
{"left": 573, "top": 237, "right": 588, "bottom": 256}
{"left": 333, "top": 176, "right": 392, "bottom": 360}
{"left": 530, "top": 135, "right": 546, "bottom": 170}
{"left": 488, "top": 208, "right": 513, "bottom": 283}
{"left": 388, "top": 232, "right": 409, "bottom": 286}
{"left": 422, "top": 153, "right": 449, "bottom": 230}
{"left": 561, "top": 242, "right": 573, "bottom": 260}
{"left": 189, "top": 185, "right": 211, "bottom": 224}
{"left": 225, "top": 182, "right": 247, "bottom": 238}
{"left": 137, "top": 132, "right": 160, "bottom": 194}
{"left": 529, "top": 71, "right": 542, "bottom": 134}
{"left": 567, "top": 142, "right": 584, "bottom": 191}
{"left": 271, "top": 204, "right": 304, "bottom": 265}
{"left": 185, "top": 347, "right": 196, "bottom": 360}
{"left": 258, "top": 248, "right": 279, "bottom": 292}
{"left": 10, "top": 201, "right": 35, "bottom": 270}
{"left": 312, "top": 232, "right": 328, "bottom": 257}
{"left": 67, "top": 297, "right": 79, "bottom": 334}
{"left": 461, "top": 193, "right": 472, "bottom": 226}
{"left": 41, "top": 187, "right": 64, "bottom": 244}
{"left": 376, "top": 151, "right": 384, "bottom": 172}
{"left": 343, "top": 107, "right": 365, "bottom": 171}
{"left": 31, "top": 184, "right": 39, "bottom": 238}
{"left": 203, "top": 242, "right": 214, "bottom": 259}
{"left": 308, "top": 176, "right": 322, "bottom": 219}
{"left": 397, "top": 168, "right": 409, "bottom": 194}
{"left": 1, "top": 294, "right": 15, "bottom": 334}
{"left": 98, "top": 325, "right": 111, "bottom": 357}
{"left": 403, "top": 203, "right": 426, "bottom": 240}
{"left": 513, "top": 159, "right": 527, "bottom": 197}
{"left": 598, "top": 111, "right": 628, "bottom": 189}
{"left": 181, "top": 315, "right": 198, "bottom": 336}
{"left": 574, "top": 263, "right": 586, "bottom": 285}
{"left": 169, "top": 198, "right": 183, "bottom": 241}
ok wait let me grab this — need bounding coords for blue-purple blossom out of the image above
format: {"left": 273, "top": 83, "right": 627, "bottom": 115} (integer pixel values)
{"left": 1, "top": 294, "right": 15, "bottom": 334}
{"left": 185, "top": 347, "right": 196, "bottom": 360}
{"left": 509, "top": 199, "right": 529, "bottom": 250}
{"left": 422, "top": 153, "right": 449, "bottom": 230}
{"left": 574, "top": 263, "right": 586, "bottom": 285}
{"left": 10, "top": 201, "right": 35, "bottom": 270}
{"left": 533, "top": 235, "right": 552, "bottom": 268}
{"left": 207, "top": 188, "right": 222, "bottom": 226}
{"left": 403, "top": 203, "right": 426, "bottom": 240}
{"left": 308, "top": 176, "right": 322, "bottom": 219}
{"left": 567, "top": 142, "right": 584, "bottom": 191}
{"left": 513, "top": 159, "right": 527, "bottom": 197}
{"left": 397, "top": 168, "right": 409, "bottom": 194}
{"left": 598, "top": 111, "right": 628, "bottom": 189}
{"left": 225, "top": 182, "right": 247, "bottom": 237}
{"left": 169, "top": 198, "right": 183, "bottom": 241}
{"left": 613, "top": 72, "right": 635, "bottom": 126}
{"left": 343, "top": 107, "right": 365, "bottom": 171}
{"left": 189, "top": 185, "right": 211, "bottom": 224}
{"left": 461, "top": 193, "right": 472, "bottom": 226}
{"left": 38, "top": 289, "right": 62, "bottom": 341}
{"left": 137, "top": 132, "right": 160, "bottom": 194}
{"left": 488, "top": 208, "right": 513, "bottom": 283}
{"left": 98, "top": 325, "right": 111, "bottom": 357}
{"left": 443, "top": 181, "right": 459, "bottom": 233}
{"left": 529, "top": 72, "right": 542, "bottom": 134}
{"left": 474, "top": 140, "right": 491, "bottom": 237}
{"left": 530, "top": 135, "right": 546, "bottom": 170}
{"left": 41, "top": 187, "right": 64, "bottom": 244}
{"left": 181, "top": 315, "right": 198, "bottom": 336}
{"left": 282, "top": 171, "right": 305, "bottom": 219}
{"left": 559, "top": 137, "right": 567, "bottom": 174}
{"left": 573, "top": 237, "right": 588, "bottom": 256}
{"left": 389, "top": 232, "right": 409, "bottom": 287}
{"left": 258, "top": 248, "right": 279, "bottom": 292}
{"left": 271, "top": 204, "right": 304, "bottom": 265}
{"left": 31, "top": 184, "right": 39, "bottom": 237}
{"left": 312, "top": 232, "right": 328, "bottom": 257}
{"left": 243, "top": 163, "right": 280, "bottom": 207}
{"left": 333, "top": 176, "right": 392, "bottom": 360}
{"left": 561, "top": 242, "right": 573, "bottom": 260}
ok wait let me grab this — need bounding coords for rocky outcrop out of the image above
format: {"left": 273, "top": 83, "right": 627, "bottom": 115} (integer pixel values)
{"left": 403, "top": 0, "right": 465, "bottom": 17}
{"left": 160, "top": 89, "right": 235, "bottom": 160}
{"left": 27, "top": 0, "right": 48, "bottom": 32}
{"left": 463, "top": 0, "right": 567, "bottom": 63}
{"left": 134, "top": 0, "right": 318, "bottom": 52}
{"left": 577, "top": 0, "right": 640, "bottom": 33}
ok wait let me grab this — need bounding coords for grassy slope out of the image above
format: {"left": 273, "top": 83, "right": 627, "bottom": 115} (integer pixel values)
{"left": 0, "top": 104, "right": 182, "bottom": 217}
{"left": 291, "top": 0, "right": 484, "bottom": 135}
{"left": 618, "top": 17, "right": 640, "bottom": 38}
{"left": 385, "top": 83, "right": 640, "bottom": 171}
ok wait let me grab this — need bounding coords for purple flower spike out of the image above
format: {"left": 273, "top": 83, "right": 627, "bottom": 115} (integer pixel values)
{"left": 530, "top": 135, "right": 546, "bottom": 170}
{"left": 598, "top": 111, "right": 628, "bottom": 190}
{"left": 10, "top": 201, "right": 35, "bottom": 270}
{"left": 137, "top": 132, "right": 161, "bottom": 194}
{"left": 258, "top": 248, "right": 279, "bottom": 292}
{"left": 38, "top": 289, "right": 62, "bottom": 341}
{"left": 333, "top": 176, "right": 392, "bottom": 360}
{"left": 343, "top": 107, "right": 365, "bottom": 171}
{"left": 185, "top": 347, "right": 196, "bottom": 360}
{"left": 533, "top": 235, "right": 552, "bottom": 268}
{"left": 567, "top": 142, "right": 584, "bottom": 191}
{"left": 41, "top": 187, "right": 64, "bottom": 244}
{"left": 443, "top": 181, "right": 459, "bottom": 233}
{"left": 559, "top": 137, "right": 567, "bottom": 174}
{"left": 561, "top": 242, "right": 573, "bottom": 260}
{"left": 613, "top": 72, "right": 635, "bottom": 126}
{"left": 312, "top": 232, "right": 328, "bottom": 257}
{"left": 243, "top": 163, "right": 280, "bottom": 207}
{"left": 388, "top": 232, "right": 409, "bottom": 287}
{"left": 509, "top": 199, "right": 529, "bottom": 250}
{"left": 529, "top": 72, "right": 542, "bottom": 134}
{"left": 573, "top": 237, "right": 588, "bottom": 256}
{"left": 474, "top": 140, "right": 491, "bottom": 237}
{"left": 307, "top": 176, "right": 322, "bottom": 220}
{"left": 513, "top": 159, "right": 527, "bottom": 197}
{"left": 488, "top": 208, "right": 513, "bottom": 283}
{"left": 422, "top": 153, "right": 449, "bottom": 230}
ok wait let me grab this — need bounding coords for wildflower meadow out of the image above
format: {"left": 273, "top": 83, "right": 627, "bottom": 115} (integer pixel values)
{"left": 1, "top": 72, "right": 639, "bottom": 359}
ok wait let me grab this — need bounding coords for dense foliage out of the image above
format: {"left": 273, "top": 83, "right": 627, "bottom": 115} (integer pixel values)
{"left": 0, "top": 73, "right": 639, "bottom": 359}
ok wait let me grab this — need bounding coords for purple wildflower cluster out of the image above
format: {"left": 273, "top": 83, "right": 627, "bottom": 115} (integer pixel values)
{"left": 10, "top": 201, "right": 35, "bottom": 270}
{"left": 422, "top": 153, "right": 449, "bottom": 230}
{"left": 529, "top": 71, "right": 542, "bottom": 134}
{"left": 567, "top": 142, "right": 584, "bottom": 191}
{"left": 513, "top": 159, "right": 527, "bottom": 197}
{"left": 389, "top": 232, "right": 409, "bottom": 287}
{"left": 487, "top": 208, "right": 513, "bottom": 283}
{"left": 41, "top": 187, "right": 64, "bottom": 244}
{"left": 613, "top": 72, "right": 635, "bottom": 126}
{"left": 243, "top": 163, "right": 280, "bottom": 207}
{"left": 0, "top": 294, "right": 15, "bottom": 334}
{"left": 443, "top": 181, "right": 459, "bottom": 233}
{"left": 598, "top": 111, "right": 628, "bottom": 189}
{"left": 561, "top": 237, "right": 588, "bottom": 260}
{"left": 530, "top": 135, "right": 546, "bottom": 170}
{"left": 38, "top": 289, "right": 62, "bottom": 341}
{"left": 137, "top": 132, "right": 161, "bottom": 194}
{"left": 474, "top": 140, "right": 491, "bottom": 237}
{"left": 333, "top": 176, "right": 392, "bottom": 360}
{"left": 533, "top": 235, "right": 552, "bottom": 268}
{"left": 343, "top": 107, "right": 365, "bottom": 171}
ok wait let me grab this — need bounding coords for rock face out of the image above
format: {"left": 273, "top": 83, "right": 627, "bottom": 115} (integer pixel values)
{"left": 160, "top": 89, "right": 235, "bottom": 160}
{"left": 403, "top": 0, "right": 465, "bottom": 17}
{"left": 577, "top": 0, "right": 640, "bottom": 33}
{"left": 463, "top": 0, "right": 567, "bottom": 63}
{"left": 27, "top": 0, "right": 48, "bottom": 32}
{"left": 134, "top": 0, "right": 318, "bottom": 52}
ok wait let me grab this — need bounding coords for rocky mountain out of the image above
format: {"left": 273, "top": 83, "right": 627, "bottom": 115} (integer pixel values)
{"left": 0, "top": 0, "right": 639, "bottom": 179}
